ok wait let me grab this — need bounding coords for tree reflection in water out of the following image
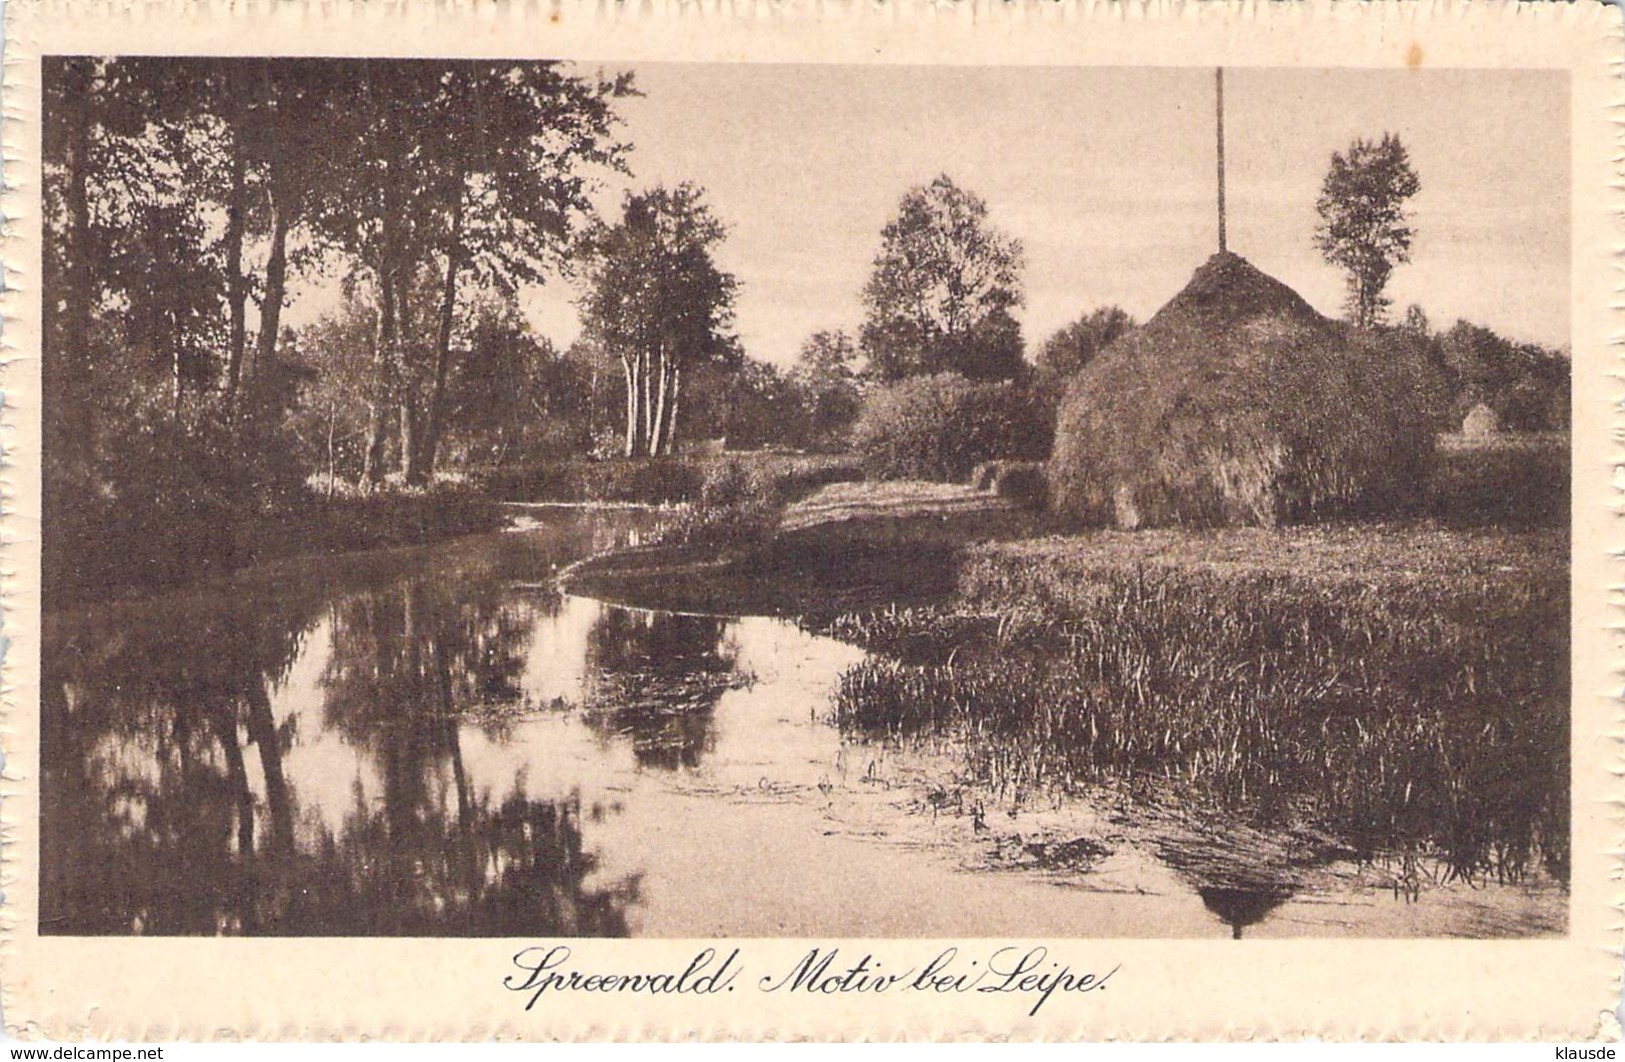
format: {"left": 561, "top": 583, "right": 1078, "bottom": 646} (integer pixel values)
{"left": 41, "top": 551, "right": 640, "bottom": 936}
{"left": 42, "top": 586, "right": 320, "bottom": 934}
{"left": 580, "top": 607, "right": 745, "bottom": 771}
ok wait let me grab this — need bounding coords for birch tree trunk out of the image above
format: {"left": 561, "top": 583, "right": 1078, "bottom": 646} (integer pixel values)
{"left": 362, "top": 265, "right": 396, "bottom": 484}
{"left": 364, "top": 151, "right": 404, "bottom": 485}
{"left": 400, "top": 391, "right": 419, "bottom": 484}
{"left": 399, "top": 282, "right": 422, "bottom": 483}
{"left": 650, "top": 345, "right": 671, "bottom": 458}
{"left": 640, "top": 348, "right": 656, "bottom": 456}
{"left": 663, "top": 365, "right": 682, "bottom": 456}
{"left": 622, "top": 356, "right": 638, "bottom": 458}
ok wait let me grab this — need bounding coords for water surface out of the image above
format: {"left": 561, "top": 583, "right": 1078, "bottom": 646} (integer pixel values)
{"left": 41, "top": 508, "right": 1560, "bottom": 938}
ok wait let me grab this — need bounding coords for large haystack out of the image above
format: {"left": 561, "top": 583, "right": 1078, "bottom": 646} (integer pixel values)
{"left": 1049, "top": 252, "right": 1437, "bottom": 528}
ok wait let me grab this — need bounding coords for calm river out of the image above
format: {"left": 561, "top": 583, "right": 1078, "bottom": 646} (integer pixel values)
{"left": 40, "top": 508, "right": 1560, "bottom": 938}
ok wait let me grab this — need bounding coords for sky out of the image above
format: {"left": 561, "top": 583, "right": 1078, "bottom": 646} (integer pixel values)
{"left": 293, "top": 64, "right": 1572, "bottom": 369}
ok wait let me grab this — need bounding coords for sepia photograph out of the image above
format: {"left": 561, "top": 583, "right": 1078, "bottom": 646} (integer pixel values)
{"left": 31, "top": 55, "right": 1578, "bottom": 947}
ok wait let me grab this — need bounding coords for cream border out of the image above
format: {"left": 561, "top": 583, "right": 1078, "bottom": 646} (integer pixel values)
{"left": 1, "top": 0, "right": 1619, "bottom": 1041}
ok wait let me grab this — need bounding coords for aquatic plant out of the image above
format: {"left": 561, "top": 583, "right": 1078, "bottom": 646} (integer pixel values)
{"left": 829, "top": 540, "right": 1569, "bottom": 887}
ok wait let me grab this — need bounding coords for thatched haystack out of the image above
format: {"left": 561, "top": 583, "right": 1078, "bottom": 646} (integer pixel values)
{"left": 1050, "top": 252, "right": 1438, "bottom": 528}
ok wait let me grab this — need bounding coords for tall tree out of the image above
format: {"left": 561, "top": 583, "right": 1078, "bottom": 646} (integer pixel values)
{"left": 578, "top": 184, "right": 740, "bottom": 458}
{"left": 411, "top": 62, "right": 631, "bottom": 482}
{"left": 43, "top": 58, "right": 204, "bottom": 462}
{"left": 240, "top": 59, "right": 355, "bottom": 406}
{"left": 317, "top": 60, "right": 630, "bottom": 484}
{"left": 860, "top": 174, "right": 1025, "bottom": 381}
{"left": 1313, "top": 133, "right": 1421, "bottom": 329}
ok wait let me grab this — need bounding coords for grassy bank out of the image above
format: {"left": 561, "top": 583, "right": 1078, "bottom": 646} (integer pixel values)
{"left": 563, "top": 479, "right": 1045, "bottom": 617}
{"left": 48, "top": 452, "right": 862, "bottom": 609}
{"left": 825, "top": 525, "right": 1569, "bottom": 886}
{"left": 46, "top": 483, "right": 505, "bottom": 609}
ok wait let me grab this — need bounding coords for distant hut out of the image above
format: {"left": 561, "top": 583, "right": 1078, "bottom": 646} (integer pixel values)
{"left": 1048, "top": 252, "right": 1438, "bottom": 529}
{"left": 1461, "top": 402, "right": 1501, "bottom": 438}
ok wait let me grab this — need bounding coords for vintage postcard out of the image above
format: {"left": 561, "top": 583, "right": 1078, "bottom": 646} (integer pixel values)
{"left": 0, "top": 0, "right": 1618, "bottom": 1042}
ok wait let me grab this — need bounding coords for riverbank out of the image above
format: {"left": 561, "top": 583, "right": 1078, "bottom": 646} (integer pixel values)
{"left": 480, "top": 452, "right": 862, "bottom": 505}
{"left": 45, "top": 451, "right": 862, "bottom": 610}
{"left": 563, "top": 479, "right": 1572, "bottom": 906}
{"left": 562, "top": 479, "right": 1049, "bottom": 618}
{"left": 46, "top": 482, "right": 508, "bottom": 609}
{"left": 564, "top": 477, "right": 1566, "bottom": 622}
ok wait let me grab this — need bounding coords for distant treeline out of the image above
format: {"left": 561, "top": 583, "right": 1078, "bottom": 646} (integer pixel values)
{"left": 1401, "top": 311, "right": 1570, "bottom": 432}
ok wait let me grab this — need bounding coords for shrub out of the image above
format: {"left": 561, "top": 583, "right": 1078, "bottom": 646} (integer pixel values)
{"left": 45, "top": 383, "right": 317, "bottom": 603}
{"left": 769, "top": 454, "right": 865, "bottom": 497}
{"left": 658, "top": 458, "right": 785, "bottom": 552}
{"left": 479, "top": 453, "right": 861, "bottom": 506}
{"left": 992, "top": 461, "right": 1048, "bottom": 508}
{"left": 478, "top": 458, "right": 707, "bottom": 504}
{"left": 852, "top": 373, "right": 1051, "bottom": 482}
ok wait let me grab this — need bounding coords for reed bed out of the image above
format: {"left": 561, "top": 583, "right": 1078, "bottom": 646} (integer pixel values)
{"left": 827, "top": 530, "right": 1569, "bottom": 886}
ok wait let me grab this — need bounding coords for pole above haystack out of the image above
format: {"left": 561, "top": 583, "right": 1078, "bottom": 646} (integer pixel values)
{"left": 1215, "top": 67, "right": 1227, "bottom": 254}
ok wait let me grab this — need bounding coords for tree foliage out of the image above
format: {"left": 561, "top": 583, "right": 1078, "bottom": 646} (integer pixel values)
{"left": 578, "top": 184, "right": 740, "bottom": 457}
{"left": 311, "top": 60, "right": 631, "bottom": 483}
{"left": 789, "top": 330, "right": 863, "bottom": 450}
{"left": 1034, "top": 306, "right": 1136, "bottom": 410}
{"left": 860, "top": 175, "right": 1026, "bottom": 382}
{"left": 41, "top": 57, "right": 633, "bottom": 599}
{"left": 1313, "top": 133, "right": 1421, "bottom": 329}
{"left": 1435, "top": 320, "right": 1570, "bottom": 432}
{"left": 717, "top": 360, "right": 800, "bottom": 451}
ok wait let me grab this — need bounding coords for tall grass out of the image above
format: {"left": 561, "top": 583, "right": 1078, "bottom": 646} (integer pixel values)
{"left": 829, "top": 549, "right": 1569, "bottom": 886}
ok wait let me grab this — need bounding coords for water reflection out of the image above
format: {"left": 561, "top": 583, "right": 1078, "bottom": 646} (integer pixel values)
{"left": 581, "top": 608, "right": 745, "bottom": 771}
{"left": 1153, "top": 834, "right": 1299, "bottom": 940}
{"left": 42, "top": 515, "right": 678, "bottom": 936}
{"left": 1198, "top": 886, "right": 1294, "bottom": 940}
{"left": 42, "top": 508, "right": 1361, "bottom": 939}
